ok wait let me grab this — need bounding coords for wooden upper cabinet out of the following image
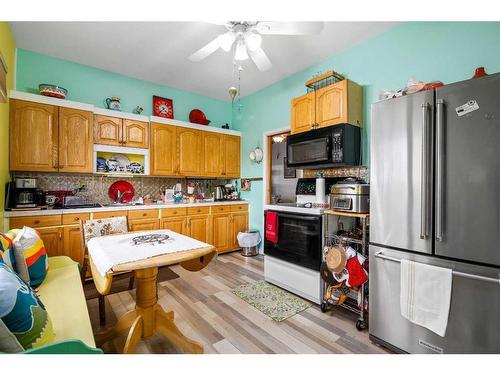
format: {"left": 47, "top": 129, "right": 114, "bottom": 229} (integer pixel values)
{"left": 94, "top": 115, "right": 122, "bottom": 146}
{"left": 58, "top": 108, "right": 93, "bottom": 173}
{"left": 315, "top": 80, "right": 362, "bottom": 128}
{"left": 291, "top": 80, "right": 363, "bottom": 134}
{"left": 123, "top": 119, "right": 148, "bottom": 148}
{"left": 150, "top": 122, "right": 178, "bottom": 176}
{"left": 10, "top": 100, "right": 59, "bottom": 172}
{"left": 222, "top": 135, "right": 241, "bottom": 178}
{"left": 291, "top": 91, "right": 316, "bottom": 134}
{"left": 202, "top": 132, "right": 222, "bottom": 177}
{"left": 315, "top": 83, "right": 344, "bottom": 128}
{"left": 177, "top": 127, "right": 202, "bottom": 176}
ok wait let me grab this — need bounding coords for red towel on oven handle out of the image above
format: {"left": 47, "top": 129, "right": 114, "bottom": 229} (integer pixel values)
{"left": 265, "top": 211, "right": 279, "bottom": 244}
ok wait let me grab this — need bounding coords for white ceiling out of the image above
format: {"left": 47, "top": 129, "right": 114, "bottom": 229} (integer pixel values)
{"left": 10, "top": 22, "right": 398, "bottom": 101}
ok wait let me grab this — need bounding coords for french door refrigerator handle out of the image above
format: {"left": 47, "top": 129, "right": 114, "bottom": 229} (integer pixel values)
{"left": 420, "top": 103, "right": 430, "bottom": 239}
{"left": 436, "top": 99, "right": 445, "bottom": 241}
{"left": 374, "top": 251, "right": 500, "bottom": 285}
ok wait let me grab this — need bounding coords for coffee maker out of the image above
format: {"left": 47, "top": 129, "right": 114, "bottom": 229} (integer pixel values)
{"left": 5, "top": 178, "right": 45, "bottom": 209}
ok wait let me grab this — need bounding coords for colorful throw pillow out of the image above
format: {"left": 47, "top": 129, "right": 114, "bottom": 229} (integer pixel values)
{"left": 10, "top": 227, "right": 49, "bottom": 287}
{"left": 0, "top": 233, "right": 16, "bottom": 271}
{"left": 0, "top": 261, "right": 55, "bottom": 351}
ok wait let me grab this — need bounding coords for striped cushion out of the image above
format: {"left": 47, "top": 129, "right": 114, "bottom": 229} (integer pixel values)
{"left": 0, "top": 261, "right": 55, "bottom": 351}
{"left": 0, "top": 233, "right": 16, "bottom": 271}
{"left": 9, "top": 227, "right": 49, "bottom": 288}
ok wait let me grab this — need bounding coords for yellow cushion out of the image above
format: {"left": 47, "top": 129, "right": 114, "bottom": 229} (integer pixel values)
{"left": 36, "top": 256, "right": 95, "bottom": 348}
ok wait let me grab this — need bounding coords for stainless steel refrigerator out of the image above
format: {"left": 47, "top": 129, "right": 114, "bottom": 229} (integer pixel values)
{"left": 369, "top": 73, "right": 500, "bottom": 353}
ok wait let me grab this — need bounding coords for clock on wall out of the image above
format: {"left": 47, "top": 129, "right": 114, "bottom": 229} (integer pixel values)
{"left": 153, "top": 95, "right": 174, "bottom": 119}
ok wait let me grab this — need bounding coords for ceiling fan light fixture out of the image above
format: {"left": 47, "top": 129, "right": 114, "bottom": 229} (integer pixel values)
{"left": 245, "top": 33, "right": 262, "bottom": 52}
{"left": 234, "top": 40, "right": 249, "bottom": 61}
{"left": 217, "top": 32, "right": 235, "bottom": 52}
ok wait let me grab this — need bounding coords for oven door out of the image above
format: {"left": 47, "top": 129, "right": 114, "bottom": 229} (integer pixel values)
{"left": 264, "top": 211, "right": 322, "bottom": 271}
{"left": 287, "top": 135, "right": 331, "bottom": 167}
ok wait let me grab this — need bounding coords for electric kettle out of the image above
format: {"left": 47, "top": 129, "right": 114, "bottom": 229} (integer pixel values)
{"left": 215, "top": 185, "right": 226, "bottom": 201}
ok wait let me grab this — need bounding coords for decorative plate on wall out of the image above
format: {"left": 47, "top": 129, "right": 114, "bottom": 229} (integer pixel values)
{"left": 153, "top": 95, "right": 174, "bottom": 119}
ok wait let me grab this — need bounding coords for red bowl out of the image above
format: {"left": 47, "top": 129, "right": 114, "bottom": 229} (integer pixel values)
{"left": 194, "top": 118, "right": 211, "bottom": 125}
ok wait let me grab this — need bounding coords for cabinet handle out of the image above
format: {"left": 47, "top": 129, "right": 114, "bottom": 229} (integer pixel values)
{"left": 59, "top": 230, "right": 62, "bottom": 240}
{"left": 34, "top": 220, "right": 40, "bottom": 225}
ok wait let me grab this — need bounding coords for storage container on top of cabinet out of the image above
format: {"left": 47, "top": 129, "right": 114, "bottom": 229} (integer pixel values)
{"left": 290, "top": 79, "right": 362, "bottom": 135}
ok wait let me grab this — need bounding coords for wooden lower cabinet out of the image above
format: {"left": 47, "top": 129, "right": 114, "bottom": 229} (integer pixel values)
{"left": 211, "top": 211, "right": 249, "bottom": 254}
{"left": 129, "top": 218, "right": 159, "bottom": 231}
{"left": 37, "top": 227, "right": 64, "bottom": 257}
{"left": 211, "top": 213, "right": 231, "bottom": 252}
{"left": 161, "top": 216, "right": 187, "bottom": 235}
{"left": 187, "top": 215, "right": 210, "bottom": 243}
{"left": 230, "top": 212, "right": 249, "bottom": 249}
{"left": 63, "top": 226, "right": 85, "bottom": 266}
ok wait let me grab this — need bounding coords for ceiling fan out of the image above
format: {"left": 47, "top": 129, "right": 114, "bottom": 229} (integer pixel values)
{"left": 188, "top": 22, "right": 324, "bottom": 72}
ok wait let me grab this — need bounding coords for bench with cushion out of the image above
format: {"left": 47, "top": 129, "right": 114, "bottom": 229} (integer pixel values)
{"left": 1, "top": 255, "right": 102, "bottom": 354}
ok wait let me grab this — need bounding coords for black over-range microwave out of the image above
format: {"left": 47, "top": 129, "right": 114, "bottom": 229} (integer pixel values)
{"left": 286, "top": 124, "right": 361, "bottom": 169}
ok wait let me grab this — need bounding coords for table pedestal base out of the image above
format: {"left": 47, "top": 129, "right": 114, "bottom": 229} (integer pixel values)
{"left": 95, "top": 267, "right": 203, "bottom": 354}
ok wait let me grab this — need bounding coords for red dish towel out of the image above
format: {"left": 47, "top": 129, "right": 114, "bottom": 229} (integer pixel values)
{"left": 346, "top": 256, "right": 368, "bottom": 288}
{"left": 265, "top": 211, "right": 279, "bottom": 244}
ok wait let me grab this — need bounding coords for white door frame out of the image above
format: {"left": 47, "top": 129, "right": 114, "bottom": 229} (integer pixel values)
{"left": 262, "top": 127, "right": 290, "bottom": 208}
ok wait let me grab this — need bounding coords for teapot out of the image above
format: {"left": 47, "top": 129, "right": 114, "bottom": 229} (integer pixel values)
{"left": 105, "top": 96, "right": 121, "bottom": 111}
{"left": 106, "top": 158, "right": 119, "bottom": 172}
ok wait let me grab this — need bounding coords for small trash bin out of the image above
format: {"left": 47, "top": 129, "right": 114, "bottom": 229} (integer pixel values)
{"left": 237, "top": 230, "right": 261, "bottom": 257}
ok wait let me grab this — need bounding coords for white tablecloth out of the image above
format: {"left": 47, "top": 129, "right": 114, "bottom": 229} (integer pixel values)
{"left": 87, "top": 230, "right": 210, "bottom": 276}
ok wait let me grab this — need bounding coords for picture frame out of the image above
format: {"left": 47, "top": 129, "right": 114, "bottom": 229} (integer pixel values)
{"left": 0, "top": 51, "right": 8, "bottom": 103}
{"left": 241, "top": 179, "right": 251, "bottom": 191}
{"left": 152, "top": 95, "right": 174, "bottom": 119}
{"left": 283, "top": 157, "right": 296, "bottom": 179}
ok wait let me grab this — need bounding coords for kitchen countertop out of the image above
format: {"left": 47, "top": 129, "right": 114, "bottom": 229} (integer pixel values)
{"left": 4, "top": 200, "right": 249, "bottom": 218}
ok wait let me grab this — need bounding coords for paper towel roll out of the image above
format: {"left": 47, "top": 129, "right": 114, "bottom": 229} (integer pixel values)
{"left": 316, "top": 176, "right": 325, "bottom": 204}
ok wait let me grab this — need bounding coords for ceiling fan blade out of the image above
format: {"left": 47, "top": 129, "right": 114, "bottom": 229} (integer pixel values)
{"left": 188, "top": 37, "right": 220, "bottom": 62}
{"left": 256, "top": 22, "right": 324, "bottom": 35}
{"left": 249, "top": 47, "right": 272, "bottom": 72}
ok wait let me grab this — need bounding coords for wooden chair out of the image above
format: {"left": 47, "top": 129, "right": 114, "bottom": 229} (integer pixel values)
{"left": 80, "top": 216, "right": 134, "bottom": 325}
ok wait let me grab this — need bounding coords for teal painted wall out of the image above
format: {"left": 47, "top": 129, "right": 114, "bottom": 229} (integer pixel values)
{"left": 233, "top": 21, "right": 500, "bottom": 238}
{"left": 16, "top": 49, "right": 231, "bottom": 125}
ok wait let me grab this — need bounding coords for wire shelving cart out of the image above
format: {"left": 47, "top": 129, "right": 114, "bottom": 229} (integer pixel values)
{"left": 322, "top": 209, "right": 369, "bottom": 331}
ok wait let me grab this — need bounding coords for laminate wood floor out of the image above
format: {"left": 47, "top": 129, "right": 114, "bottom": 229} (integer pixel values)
{"left": 86, "top": 252, "right": 389, "bottom": 354}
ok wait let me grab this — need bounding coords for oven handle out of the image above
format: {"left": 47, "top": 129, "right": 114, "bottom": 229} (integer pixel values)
{"left": 275, "top": 212, "right": 320, "bottom": 221}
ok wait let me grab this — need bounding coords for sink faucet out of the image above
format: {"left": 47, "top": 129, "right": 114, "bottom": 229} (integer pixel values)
{"left": 115, "top": 190, "right": 132, "bottom": 204}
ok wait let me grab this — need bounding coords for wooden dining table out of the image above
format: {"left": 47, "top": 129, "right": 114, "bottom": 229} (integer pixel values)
{"left": 87, "top": 231, "right": 216, "bottom": 354}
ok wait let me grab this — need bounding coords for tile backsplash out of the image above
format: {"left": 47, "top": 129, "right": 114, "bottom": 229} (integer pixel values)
{"left": 12, "top": 172, "right": 232, "bottom": 205}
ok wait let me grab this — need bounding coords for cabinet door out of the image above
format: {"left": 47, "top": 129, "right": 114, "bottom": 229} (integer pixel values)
{"left": 222, "top": 135, "right": 241, "bottom": 178}
{"left": 94, "top": 115, "right": 122, "bottom": 146}
{"left": 291, "top": 91, "right": 315, "bottom": 134}
{"left": 211, "top": 213, "right": 231, "bottom": 252}
{"left": 10, "top": 99, "right": 58, "bottom": 172}
{"left": 202, "top": 132, "right": 222, "bottom": 177}
{"left": 187, "top": 215, "right": 210, "bottom": 243}
{"left": 230, "top": 212, "right": 249, "bottom": 249}
{"left": 63, "top": 226, "right": 84, "bottom": 265}
{"left": 315, "top": 80, "right": 347, "bottom": 128}
{"left": 161, "top": 217, "right": 187, "bottom": 235}
{"left": 150, "top": 122, "right": 178, "bottom": 176}
{"left": 123, "top": 119, "right": 149, "bottom": 148}
{"left": 177, "top": 128, "right": 203, "bottom": 176}
{"left": 129, "top": 218, "right": 160, "bottom": 231}
{"left": 59, "top": 108, "right": 93, "bottom": 173}
{"left": 38, "top": 227, "right": 63, "bottom": 257}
